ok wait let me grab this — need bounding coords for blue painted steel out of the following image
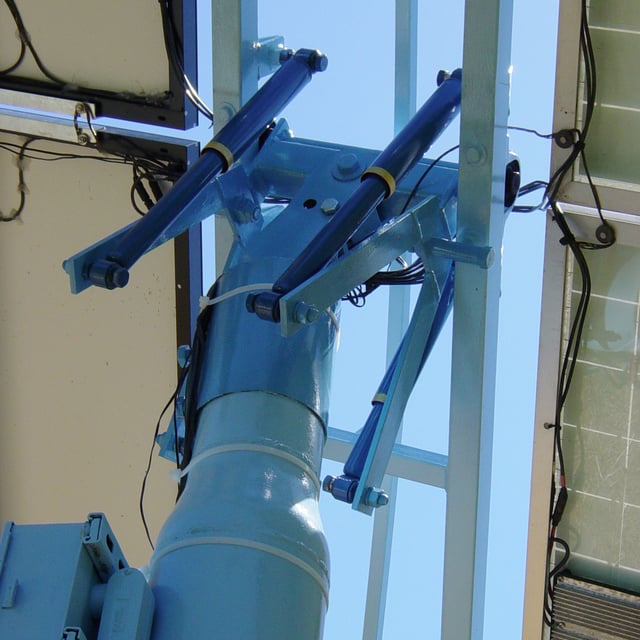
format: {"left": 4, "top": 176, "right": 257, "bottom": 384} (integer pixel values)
{"left": 441, "top": 0, "right": 514, "bottom": 637}
{"left": 267, "top": 69, "right": 462, "bottom": 300}
{"left": 278, "top": 197, "right": 451, "bottom": 336}
{"left": 63, "top": 48, "right": 327, "bottom": 293}
{"left": 324, "top": 264, "right": 455, "bottom": 507}
{"left": 97, "top": 569, "right": 154, "bottom": 640}
{"left": 0, "top": 514, "right": 139, "bottom": 639}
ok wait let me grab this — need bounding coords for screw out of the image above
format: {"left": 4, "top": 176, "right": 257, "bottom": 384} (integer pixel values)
{"left": 464, "top": 145, "right": 486, "bottom": 165}
{"left": 364, "top": 487, "right": 389, "bottom": 508}
{"left": 320, "top": 198, "right": 339, "bottom": 215}
{"left": 294, "top": 302, "right": 320, "bottom": 325}
{"left": 337, "top": 153, "right": 360, "bottom": 176}
{"left": 77, "top": 133, "right": 90, "bottom": 146}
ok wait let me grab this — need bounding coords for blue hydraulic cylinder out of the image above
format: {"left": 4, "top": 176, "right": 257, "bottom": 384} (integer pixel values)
{"left": 270, "top": 69, "right": 462, "bottom": 299}
{"left": 325, "top": 264, "right": 455, "bottom": 504}
{"left": 83, "top": 48, "right": 327, "bottom": 290}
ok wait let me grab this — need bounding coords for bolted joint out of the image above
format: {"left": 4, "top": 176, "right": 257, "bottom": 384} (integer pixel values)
{"left": 320, "top": 198, "right": 340, "bottom": 215}
{"left": 364, "top": 487, "right": 390, "bottom": 508}
{"left": 88, "top": 258, "right": 129, "bottom": 290}
{"left": 323, "top": 475, "right": 358, "bottom": 504}
{"left": 294, "top": 302, "right": 320, "bottom": 325}
{"left": 294, "top": 48, "right": 328, "bottom": 73}
{"left": 246, "top": 291, "right": 281, "bottom": 322}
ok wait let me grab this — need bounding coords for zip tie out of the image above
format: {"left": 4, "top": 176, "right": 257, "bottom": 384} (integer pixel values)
{"left": 199, "top": 283, "right": 274, "bottom": 311}
{"left": 372, "top": 393, "right": 387, "bottom": 404}
{"left": 170, "top": 443, "right": 321, "bottom": 493}
{"left": 325, "top": 307, "right": 341, "bottom": 351}
{"left": 202, "top": 140, "right": 234, "bottom": 172}
{"left": 361, "top": 166, "right": 396, "bottom": 198}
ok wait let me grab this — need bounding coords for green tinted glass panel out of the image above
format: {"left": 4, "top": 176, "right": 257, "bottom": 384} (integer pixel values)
{"left": 558, "top": 242, "right": 640, "bottom": 592}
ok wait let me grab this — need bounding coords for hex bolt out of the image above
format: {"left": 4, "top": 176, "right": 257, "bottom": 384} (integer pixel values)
{"left": 364, "top": 487, "right": 390, "bottom": 508}
{"left": 320, "top": 198, "right": 339, "bottom": 215}
{"left": 322, "top": 476, "right": 335, "bottom": 493}
{"left": 294, "top": 302, "right": 320, "bottom": 325}
{"left": 339, "top": 153, "right": 359, "bottom": 173}
{"left": 464, "top": 145, "right": 486, "bottom": 165}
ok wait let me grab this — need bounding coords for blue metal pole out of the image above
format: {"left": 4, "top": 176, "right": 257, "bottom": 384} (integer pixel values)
{"left": 149, "top": 238, "right": 338, "bottom": 639}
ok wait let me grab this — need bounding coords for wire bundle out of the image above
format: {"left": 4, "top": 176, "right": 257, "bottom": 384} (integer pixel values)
{"left": 542, "top": 0, "right": 615, "bottom": 627}
{"left": 158, "top": 0, "right": 213, "bottom": 122}
{"left": 0, "top": 136, "right": 183, "bottom": 220}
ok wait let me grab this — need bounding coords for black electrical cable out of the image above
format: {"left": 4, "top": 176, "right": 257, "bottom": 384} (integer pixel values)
{"left": 0, "top": 136, "right": 182, "bottom": 219}
{"left": 139, "top": 364, "right": 190, "bottom": 550}
{"left": 158, "top": 0, "right": 214, "bottom": 121}
{"left": 0, "top": 6, "right": 26, "bottom": 76}
{"left": 0, "top": 136, "right": 35, "bottom": 222}
{"left": 543, "top": 0, "right": 614, "bottom": 624}
{"left": 512, "top": 180, "right": 548, "bottom": 213}
{"left": 176, "top": 280, "right": 219, "bottom": 499}
{"left": 2, "top": 0, "right": 67, "bottom": 84}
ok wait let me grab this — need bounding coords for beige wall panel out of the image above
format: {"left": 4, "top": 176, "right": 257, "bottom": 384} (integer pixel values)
{"left": 0, "top": 2, "right": 168, "bottom": 94}
{"left": 0, "top": 135, "right": 178, "bottom": 567}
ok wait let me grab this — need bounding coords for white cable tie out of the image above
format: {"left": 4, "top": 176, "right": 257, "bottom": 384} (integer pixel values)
{"left": 325, "top": 308, "right": 341, "bottom": 351}
{"left": 170, "top": 443, "right": 321, "bottom": 493}
{"left": 198, "top": 283, "right": 274, "bottom": 312}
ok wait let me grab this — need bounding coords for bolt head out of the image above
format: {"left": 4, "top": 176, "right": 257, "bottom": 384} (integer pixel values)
{"left": 320, "top": 198, "right": 339, "bottom": 215}
{"left": 294, "top": 302, "right": 320, "bottom": 325}
{"left": 365, "top": 487, "right": 390, "bottom": 508}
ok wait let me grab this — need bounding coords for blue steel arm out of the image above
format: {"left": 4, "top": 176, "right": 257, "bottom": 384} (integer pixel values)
{"left": 324, "top": 264, "right": 455, "bottom": 511}
{"left": 62, "top": 48, "right": 327, "bottom": 293}
{"left": 246, "top": 69, "right": 462, "bottom": 321}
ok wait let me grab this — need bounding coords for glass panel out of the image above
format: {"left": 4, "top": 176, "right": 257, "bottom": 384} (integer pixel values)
{"left": 558, "top": 241, "right": 640, "bottom": 591}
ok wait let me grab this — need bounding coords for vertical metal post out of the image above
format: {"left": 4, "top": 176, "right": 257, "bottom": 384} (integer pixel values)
{"left": 211, "top": 0, "right": 258, "bottom": 276}
{"left": 363, "top": 2, "right": 417, "bottom": 637}
{"left": 441, "top": 0, "right": 513, "bottom": 638}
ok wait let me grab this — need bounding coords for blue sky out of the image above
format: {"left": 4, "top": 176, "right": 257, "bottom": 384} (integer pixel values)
{"left": 249, "top": 1, "right": 560, "bottom": 638}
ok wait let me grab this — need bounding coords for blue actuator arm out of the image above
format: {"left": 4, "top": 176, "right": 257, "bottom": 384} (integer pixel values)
{"left": 63, "top": 48, "right": 328, "bottom": 293}
{"left": 247, "top": 69, "right": 461, "bottom": 321}
{"left": 323, "top": 264, "right": 455, "bottom": 511}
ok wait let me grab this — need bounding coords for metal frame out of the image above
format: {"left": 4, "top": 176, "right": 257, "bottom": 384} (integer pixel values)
{"left": 0, "top": 0, "right": 198, "bottom": 130}
{"left": 522, "top": 205, "right": 640, "bottom": 640}
{"left": 552, "top": 0, "right": 640, "bottom": 216}
{"left": 323, "top": 0, "right": 513, "bottom": 636}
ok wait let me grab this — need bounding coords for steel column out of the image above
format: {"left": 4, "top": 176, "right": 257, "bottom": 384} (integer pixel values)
{"left": 211, "top": 0, "right": 258, "bottom": 276}
{"left": 441, "top": 0, "right": 513, "bottom": 638}
{"left": 363, "top": 3, "right": 417, "bottom": 636}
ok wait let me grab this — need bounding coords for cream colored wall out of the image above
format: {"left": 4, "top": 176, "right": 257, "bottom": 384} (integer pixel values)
{"left": 0, "top": 2, "right": 168, "bottom": 95}
{"left": 0, "top": 134, "right": 178, "bottom": 567}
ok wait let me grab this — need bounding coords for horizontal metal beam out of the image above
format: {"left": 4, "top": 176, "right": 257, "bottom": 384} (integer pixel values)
{"left": 325, "top": 427, "right": 447, "bottom": 489}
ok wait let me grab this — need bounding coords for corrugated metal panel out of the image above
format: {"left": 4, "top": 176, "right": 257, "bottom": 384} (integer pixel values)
{"left": 551, "top": 575, "right": 640, "bottom": 640}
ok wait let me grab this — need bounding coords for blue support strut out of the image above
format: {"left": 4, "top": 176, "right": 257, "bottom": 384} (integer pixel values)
{"left": 252, "top": 69, "right": 461, "bottom": 319}
{"left": 70, "top": 48, "right": 327, "bottom": 292}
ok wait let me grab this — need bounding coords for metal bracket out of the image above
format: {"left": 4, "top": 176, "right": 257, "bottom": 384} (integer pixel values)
{"left": 255, "top": 36, "right": 288, "bottom": 78}
{"left": 0, "top": 88, "right": 97, "bottom": 145}
{"left": 279, "top": 196, "right": 446, "bottom": 336}
{"left": 82, "top": 513, "right": 128, "bottom": 583}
